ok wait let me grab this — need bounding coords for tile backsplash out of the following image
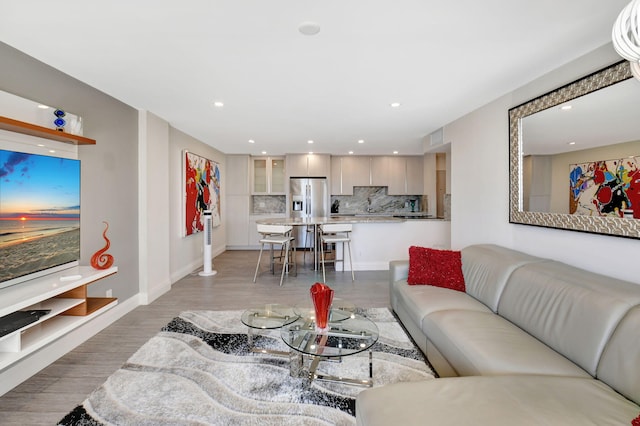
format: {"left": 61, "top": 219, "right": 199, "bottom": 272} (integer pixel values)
{"left": 252, "top": 195, "right": 286, "bottom": 214}
{"left": 331, "top": 186, "right": 423, "bottom": 215}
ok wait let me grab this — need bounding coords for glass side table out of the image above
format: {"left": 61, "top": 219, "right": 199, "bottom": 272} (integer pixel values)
{"left": 241, "top": 304, "right": 298, "bottom": 356}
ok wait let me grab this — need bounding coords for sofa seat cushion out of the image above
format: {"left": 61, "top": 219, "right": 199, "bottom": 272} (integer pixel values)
{"left": 392, "top": 280, "right": 490, "bottom": 330}
{"left": 356, "top": 376, "right": 640, "bottom": 426}
{"left": 423, "top": 309, "right": 590, "bottom": 377}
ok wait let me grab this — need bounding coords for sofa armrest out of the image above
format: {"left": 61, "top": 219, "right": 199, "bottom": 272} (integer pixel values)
{"left": 389, "top": 260, "right": 409, "bottom": 284}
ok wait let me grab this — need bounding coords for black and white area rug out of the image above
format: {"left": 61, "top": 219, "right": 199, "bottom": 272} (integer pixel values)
{"left": 58, "top": 308, "right": 434, "bottom": 426}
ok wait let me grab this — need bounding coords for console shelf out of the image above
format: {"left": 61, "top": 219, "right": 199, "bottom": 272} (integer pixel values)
{"left": 0, "top": 115, "right": 96, "bottom": 145}
{"left": 0, "top": 266, "right": 117, "bottom": 371}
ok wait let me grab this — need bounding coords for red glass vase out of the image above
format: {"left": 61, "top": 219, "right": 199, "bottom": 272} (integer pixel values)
{"left": 310, "top": 282, "right": 334, "bottom": 331}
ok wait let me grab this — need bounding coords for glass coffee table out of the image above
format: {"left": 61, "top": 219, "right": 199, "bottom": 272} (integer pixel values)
{"left": 241, "top": 304, "right": 298, "bottom": 356}
{"left": 281, "top": 313, "right": 379, "bottom": 387}
{"left": 293, "top": 298, "right": 357, "bottom": 323}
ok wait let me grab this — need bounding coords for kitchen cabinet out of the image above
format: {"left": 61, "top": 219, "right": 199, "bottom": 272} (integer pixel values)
{"left": 331, "top": 156, "right": 370, "bottom": 195}
{"left": 251, "top": 156, "right": 285, "bottom": 194}
{"left": 370, "top": 156, "right": 390, "bottom": 187}
{"left": 226, "top": 155, "right": 250, "bottom": 195}
{"left": 388, "top": 156, "right": 424, "bottom": 195}
{"left": 405, "top": 156, "right": 424, "bottom": 195}
{"left": 226, "top": 196, "right": 250, "bottom": 247}
{"left": 330, "top": 155, "right": 424, "bottom": 195}
{"left": 286, "top": 154, "right": 330, "bottom": 177}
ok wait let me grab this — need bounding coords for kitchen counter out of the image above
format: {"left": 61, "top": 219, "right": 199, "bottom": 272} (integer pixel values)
{"left": 254, "top": 215, "right": 451, "bottom": 271}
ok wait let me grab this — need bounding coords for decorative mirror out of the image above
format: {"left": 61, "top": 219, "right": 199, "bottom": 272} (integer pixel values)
{"left": 509, "top": 61, "right": 640, "bottom": 239}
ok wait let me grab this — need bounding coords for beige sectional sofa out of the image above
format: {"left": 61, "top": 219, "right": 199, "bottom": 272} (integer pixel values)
{"left": 356, "top": 244, "right": 640, "bottom": 425}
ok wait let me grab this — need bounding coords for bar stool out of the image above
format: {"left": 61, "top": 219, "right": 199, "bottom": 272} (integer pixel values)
{"left": 319, "top": 223, "right": 354, "bottom": 282}
{"left": 253, "top": 224, "right": 296, "bottom": 286}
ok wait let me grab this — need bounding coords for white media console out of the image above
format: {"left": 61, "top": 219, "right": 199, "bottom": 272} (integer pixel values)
{"left": 0, "top": 266, "right": 118, "bottom": 374}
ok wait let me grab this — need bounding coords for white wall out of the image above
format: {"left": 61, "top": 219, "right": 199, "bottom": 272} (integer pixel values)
{"left": 138, "top": 111, "right": 171, "bottom": 304}
{"left": 446, "top": 43, "right": 639, "bottom": 284}
{"left": 169, "top": 127, "right": 226, "bottom": 282}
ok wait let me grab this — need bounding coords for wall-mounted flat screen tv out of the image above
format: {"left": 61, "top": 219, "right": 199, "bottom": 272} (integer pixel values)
{"left": 0, "top": 148, "right": 80, "bottom": 289}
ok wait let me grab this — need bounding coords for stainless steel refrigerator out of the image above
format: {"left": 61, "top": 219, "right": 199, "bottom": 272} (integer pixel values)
{"left": 289, "top": 177, "right": 328, "bottom": 249}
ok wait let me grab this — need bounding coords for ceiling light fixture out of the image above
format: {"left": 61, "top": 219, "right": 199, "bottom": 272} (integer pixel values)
{"left": 308, "top": 140, "right": 314, "bottom": 144}
{"left": 390, "top": 102, "right": 401, "bottom": 108}
{"left": 568, "top": 142, "right": 577, "bottom": 145}
{"left": 308, "top": 151, "right": 314, "bottom": 155}
{"left": 393, "top": 150, "right": 399, "bottom": 154}
{"left": 37, "top": 104, "right": 49, "bottom": 109}
{"left": 348, "top": 151, "right": 354, "bottom": 154}
{"left": 560, "top": 105, "right": 572, "bottom": 110}
{"left": 358, "top": 139, "right": 364, "bottom": 144}
{"left": 213, "top": 101, "right": 224, "bottom": 107}
{"left": 261, "top": 151, "right": 267, "bottom": 155}
{"left": 612, "top": 0, "right": 640, "bottom": 80}
{"left": 298, "top": 21, "right": 321, "bottom": 36}
{"left": 248, "top": 139, "right": 255, "bottom": 143}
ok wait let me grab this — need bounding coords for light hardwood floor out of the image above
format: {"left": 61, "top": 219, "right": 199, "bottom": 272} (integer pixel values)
{"left": 0, "top": 250, "right": 391, "bottom": 425}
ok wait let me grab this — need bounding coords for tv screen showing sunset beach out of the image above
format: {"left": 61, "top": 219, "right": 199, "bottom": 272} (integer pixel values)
{"left": 0, "top": 148, "right": 80, "bottom": 285}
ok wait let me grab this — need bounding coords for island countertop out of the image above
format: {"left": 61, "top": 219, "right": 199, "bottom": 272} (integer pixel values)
{"left": 256, "top": 214, "right": 443, "bottom": 225}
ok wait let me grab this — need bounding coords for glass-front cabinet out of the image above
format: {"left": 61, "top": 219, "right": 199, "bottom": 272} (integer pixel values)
{"left": 252, "top": 156, "right": 285, "bottom": 194}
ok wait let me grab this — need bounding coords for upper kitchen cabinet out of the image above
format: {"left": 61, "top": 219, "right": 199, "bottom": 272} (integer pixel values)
{"left": 287, "top": 154, "right": 330, "bottom": 177}
{"left": 331, "top": 156, "right": 370, "bottom": 195}
{"left": 226, "top": 155, "right": 250, "bottom": 195}
{"left": 405, "top": 156, "right": 424, "bottom": 195}
{"left": 387, "top": 156, "right": 424, "bottom": 195}
{"left": 251, "top": 156, "right": 286, "bottom": 194}
{"left": 331, "top": 155, "right": 424, "bottom": 195}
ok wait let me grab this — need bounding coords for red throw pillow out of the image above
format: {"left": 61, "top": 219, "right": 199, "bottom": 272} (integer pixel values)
{"left": 407, "top": 246, "right": 466, "bottom": 292}
{"left": 632, "top": 413, "right": 640, "bottom": 426}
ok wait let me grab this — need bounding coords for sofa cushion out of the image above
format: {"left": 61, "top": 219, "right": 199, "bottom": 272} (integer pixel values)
{"left": 356, "top": 376, "right": 640, "bottom": 426}
{"left": 407, "top": 246, "right": 465, "bottom": 292}
{"left": 392, "top": 280, "right": 490, "bottom": 331}
{"left": 498, "top": 261, "right": 640, "bottom": 377}
{"left": 598, "top": 305, "right": 640, "bottom": 405}
{"left": 461, "top": 244, "right": 544, "bottom": 312}
{"left": 422, "top": 309, "right": 590, "bottom": 377}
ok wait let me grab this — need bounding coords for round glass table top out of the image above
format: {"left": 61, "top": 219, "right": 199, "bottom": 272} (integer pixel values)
{"left": 293, "top": 298, "right": 357, "bottom": 323}
{"left": 241, "top": 304, "right": 299, "bottom": 330}
{"left": 280, "top": 313, "right": 379, "bottom": 357}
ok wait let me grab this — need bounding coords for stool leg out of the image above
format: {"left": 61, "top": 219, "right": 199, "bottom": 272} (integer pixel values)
{"left": 347, "top": 240, "right": 355, "bottom": 281}
{"left": 321, "top": 237, "right": 326, "bottom": 283}
{"left": 253, "top": 243, "right": 265, "bottom": 283}
{"left": 279, "top": 240, "right": 289, "bottom": 286}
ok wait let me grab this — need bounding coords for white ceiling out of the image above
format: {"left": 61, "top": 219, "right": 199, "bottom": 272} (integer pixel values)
{"left": 0, "top": 1, "right": 630, "bottom": 156}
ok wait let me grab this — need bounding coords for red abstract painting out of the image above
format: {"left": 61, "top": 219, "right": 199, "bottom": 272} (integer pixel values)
{"left": 184, "top": 151, "right": 221, "bottom": 236}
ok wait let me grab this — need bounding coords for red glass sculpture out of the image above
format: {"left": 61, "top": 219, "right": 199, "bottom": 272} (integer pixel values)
{"left": 91, "top": 221, "right": 114, "bottom": 270}
{"left": 310, "top": 282, "right": 334, "bottom": 331}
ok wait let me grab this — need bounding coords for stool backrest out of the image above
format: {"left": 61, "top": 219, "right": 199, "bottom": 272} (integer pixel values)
{"left": 320, "top": 223, "right": 352, "bottom": 233}
{"left": 257, "top": 224, "right": 292, "bottom": 235}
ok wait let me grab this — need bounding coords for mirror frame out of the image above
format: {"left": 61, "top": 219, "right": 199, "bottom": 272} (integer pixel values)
{"left": 509, "top": 60, "right": 639, "bottom": 239}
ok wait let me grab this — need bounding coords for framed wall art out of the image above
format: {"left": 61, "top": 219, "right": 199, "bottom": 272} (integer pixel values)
{"left": 184, "top": 150, "right": 221, "bottom": 236}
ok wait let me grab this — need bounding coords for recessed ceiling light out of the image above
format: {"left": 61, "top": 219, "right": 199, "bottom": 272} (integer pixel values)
{"left": 37, "top": 144, "right": 45, "bottom": 147}
{"left": 393, "top": 150, "right": 399, "bottom": 154}
{"left": 248, "top": 139, "right": 255, "bottom": 144}
{"left": 213, "top": 101, "right": 224, "bottom": 107}
{"left": 561, "top": 105, "right": 572, "bottom": 110}
{"left": 348, "top": 151, "right": 354, "bottom": 155}
{"left": 261, "top": 151, "right": 267, "bottom": 155}
{"left": 568, "top": 142, "right": 576, "bottom": 145}
{"left": 298, "top": 21, "right": 321, "bottom": 36}
{"left": 358, "top": 139, "right": 364, "bottom": 144}
{"left": 37, "top": 104, "right": 49, "bottom": 109}
{"left": 390, "top": 102, "right": 401, "bottom": 108}
{"left": 49, "top": 150, "right": 56, "bottom": 153}
{"left": 308, "top": 151, "right": 314, "bottom": 155}
{"left": 307, "top": 140, "right": 314, "bottom": 144}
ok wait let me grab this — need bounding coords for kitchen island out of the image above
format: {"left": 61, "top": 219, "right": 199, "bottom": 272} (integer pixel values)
{"left": 255, "top": 215, "right": 450, "bottom": 271}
